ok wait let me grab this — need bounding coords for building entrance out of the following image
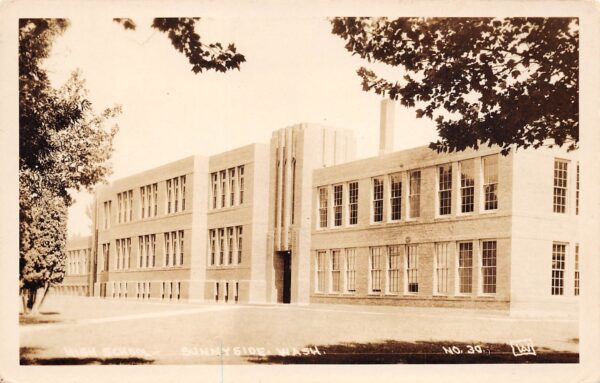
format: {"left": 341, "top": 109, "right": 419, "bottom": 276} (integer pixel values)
{"left": 276, "top": 251, "right": 292, "bottom": 304}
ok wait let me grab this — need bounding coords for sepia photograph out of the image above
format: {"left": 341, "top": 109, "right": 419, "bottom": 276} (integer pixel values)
{"left": 1, "top": 1, "right": 599, "bottom": 382}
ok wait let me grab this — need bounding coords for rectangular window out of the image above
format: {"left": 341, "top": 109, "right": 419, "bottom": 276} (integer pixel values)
{"left": 390, "top": 174, "right": 402, "bottom": 221}
{"left": 220, "top": 170, "right": 227, "bottom": 208}
{"left": 153, "top": 183, "right": 158, "bottom": 216}
{"left": 102, "top": 243, "right": 110, "bottom": 271}
{"left": 218, "top": 228, "right": 225, "bottom": 265}
{"left": 333, "top": 185, "right": 343, "bottom": 227}
{"left": 229, "top": 168, "right": 236, "bottom": 206}
{"left": 574, "top": 244, "right": 580, "bottom": 296}
{"left": 370, "top": 247, "right": 383, "bottom": 292}
{"left": 553, "top": 160, "right": 568, "bottom": 213}
{"left": 116, "top": 239, "right": 121, "bottom": 270}
{"left": 173, "top": 177, "right": 179, "bottom": 213}
{"left": 179, "top": 230, "right": 184, "bottom": 265}
{"left": 483, "top": 155, "right": 499, "bottom": 210}
{"left": 348, "top": 182, "right": 358, "bottom": 225}
{"left": 460, "top": 160, "right": 475, "bottom": 213}
{"left": 209, "top": 230, "right": 216, "bottom": 266}
{"left": 211, "top": 173, "right": 218, "bottom": 209}
{"left": 117, "top": 193, "right": 123, "bottom": 224}
{"left": 140, "top": 187, "right": 146, "bottom": 218}
{"left": 331, "top": 250, "right": 341, "bottom": 292}
{"left": 458, "top": 242, "right": 473, "bottom": 294}
{"left": 164, "top": 232, "right": 170, "bottom": 266}
{"left": 180, "top": 176, "right": 186, "bottom": 212}
{"left": 552, "top": 243, "right": 566, "bottom": 295}
{"left": 138, "top": 236, "right": 144, "bottom": 268}
{"left": 372, "top": 178, "right": 384, "bottom": 222}
{"left": 434, "top": 242, "right": 449, "bottom": 295}
{"left": 481, "top": 240, "right": 497, "bottom": 294}
{"left": 236, "top": 226, "right": 243, "bottom": 264}
{"left": 388, "top": 245, "right": 401, "bottom": 293}
{"left": 238, "top": 165, "right": 245, "bottom": 204}
{"left": 146, "top": 185, "right": 152, "bottom": 217}
{"left": 405, "top": 244, "right": 418, "bottom": 293}
{"left": 345, "top": 248, "right": 356, "bottom": 293}
{"left": 316, "top": 251, "right": 327, "bottom": 292}
{"left": 235, "top": 282, "right": 239, "bottom": 303}
{"left": 128, "top": 190, "right": 133, "bottom": 222}
{"left": 575, "top": 163, "right": 580, "bottom": 215}
{"left": 227, "top": 227, "right": 234, "bottom": 265}
{"left": 103, "top": 201, "right": 111, "bottom": 229}
{"left": 438, "top": 164, "right": 452, "bottom": 215}
{"left": 318, "top": 187, "right": 328, "bottom": 228}
{"left": 409, "top": 171, "right": 421, "bottom": 218}
{"left": 166, "top": 179, "right": 172, "bottom": 214}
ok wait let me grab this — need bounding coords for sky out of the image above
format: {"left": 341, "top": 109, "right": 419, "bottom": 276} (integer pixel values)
{"left": 43, "top": 16, "right": 439, "bottom": 237}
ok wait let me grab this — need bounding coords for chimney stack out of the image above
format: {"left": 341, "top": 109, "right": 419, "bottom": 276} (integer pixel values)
{"left": 379, "top": 98, "right": 395, "bottom": 155}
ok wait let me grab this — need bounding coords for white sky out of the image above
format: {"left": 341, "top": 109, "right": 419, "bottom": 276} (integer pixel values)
{"left": 43, "top": 17, "right": 439, "bottom": 237}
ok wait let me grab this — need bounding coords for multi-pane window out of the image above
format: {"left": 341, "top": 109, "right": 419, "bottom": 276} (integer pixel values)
{"left": 227, "top": 227, "right": 234, "bottom": 264}
{"left": 405, "top": 244, "right": 419, "bottom": 293}
{"left": 345, "top": 248, "right": 356, "bottom": 292}
{"left": 318, "top": 187, "right": 328, "bottom": 228}
{"left": 438, "top": 164, "right": 452, "bottom": 215}
{"left": 553, "top": 160, "right": 568, "bottom": 213}
{"left": 481, "top": 240, "right": 497, "bottom": 294}
{"left": 409, "top": 171, "right": 421, "bottom": 218}
{"left": 101, "top": 243, "right": 110, "bottom": 271}
{"left": 434, "top": 242, "right": 450, "bottom": 294}
{"left": 220, "top": 170, "right": 227, "bottom": 208}
{"left": 390, "top": 174, "right": 402, "bottom": 221}
{"left": 551, "top": 243, "right": 566, "bottom": 295}
{"left": 483, "top": 155, "right": 499, "bottom": 210}
{"left": 372, "top": 178, "right": 384, "bottom": 222}
{"left": 229, "top": 168, "right": 237, "bottom": 206}
{"left": 140, "top": 183, "right": 158, "bottom": 219}
{"left": 164, "top": 232, "right": 171, "bottom": 266}
{"left": 117, "top": 193, "right": 123, "bottom": 224}
{"left": 173, "top": 177, "right": 179, "bottom": 213}
{"left": 209, "top": 230, "right": 216, "bottom": 265}
{"left": 115, "top": 238, "right": 131, "bottom": 270}
{"left": 164, "top": 231, "right": 184, "bottom": 266}
{"left": 388, "top": 245, "right": 401, "bottom": 293}
{"left": 211, "top": 173, "right": 218, "bottom": 209}
{"left": 333, "top": 185, "right": 343, "bottom": 227}
{"left": 460, "top": 160, "right": 475, "bottom": 213}
{"left": 331, "top": 250, "right": 341, "bottom": 292}
{"left": 458, "top": 242, "right": 473, "bottom": 294}
{"left": 138, "top": 234, "right": 156, "bottom": 268}
{"left": 236, "top": 226, "right": 243, "bottom": 264}
{"left": 218, "top": 228, "right": 225, "bottom": 265}
{"left": 238, "top": 165, "right": 245, "bottom": 204}
{"left": 575, "top": 163, "right": 580, "bottom": 215}
{"left": 167, "top": 176, "right": 186, "bottom": 214}
{"left": 370, "top": 247, "right": 384, "bottom": 292}
{"left": 103, "top": 201, "right": 111, "bottom": 229}
{"left": 117, "top": 190, "right": 133, "bottom": 223}
{"left": 316, "top": 251, "right": 327, "bottom": 292}
{"left": 348, "top": 182, "right": 359, "bottom": 225}
{"left": 574, "top": 244, "right": 580, "bottom": 296}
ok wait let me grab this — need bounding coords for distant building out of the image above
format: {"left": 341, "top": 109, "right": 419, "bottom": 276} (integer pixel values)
{"left": 61, "top": 100, "right": 580, "bottom": 315}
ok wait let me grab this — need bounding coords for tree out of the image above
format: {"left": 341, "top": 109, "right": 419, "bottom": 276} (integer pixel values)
{"left": 330, "top": 17, "right": 578, "bottom": 154}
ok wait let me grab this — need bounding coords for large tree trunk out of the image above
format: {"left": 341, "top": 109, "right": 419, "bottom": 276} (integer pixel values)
{"left": 22, "top": 287, "right": 42, "bottom": 315}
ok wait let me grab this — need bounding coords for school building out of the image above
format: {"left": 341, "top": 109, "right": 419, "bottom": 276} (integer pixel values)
{"left": 60, "top": 100, "right": 580, "bottom": 315}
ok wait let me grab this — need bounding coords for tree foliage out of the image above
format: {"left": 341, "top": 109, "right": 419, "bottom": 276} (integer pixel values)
{"left": 331, "top": 17, "right": 578, "bottom": 154}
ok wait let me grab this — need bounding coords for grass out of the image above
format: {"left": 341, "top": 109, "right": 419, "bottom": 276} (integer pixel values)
{"left": 20, "top": 347, "right": 154, "bottom": 365}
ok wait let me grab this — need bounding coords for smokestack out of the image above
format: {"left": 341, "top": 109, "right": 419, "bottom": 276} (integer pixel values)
{"left": 379, "top": 98, "right": 395, "bottom": 155}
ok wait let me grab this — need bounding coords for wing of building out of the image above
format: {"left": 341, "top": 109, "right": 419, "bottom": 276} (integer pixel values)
{"left": 60, "top": 100, "right": 580, "bottom": 316}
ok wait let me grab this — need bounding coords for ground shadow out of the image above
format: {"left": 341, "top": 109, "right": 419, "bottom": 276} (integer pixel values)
{"left": 20, "top": 347, "right": 154, "bottom": 365}
{"left": 19, "top": 313, "right": 63, "bottom": 326}
{"left": 247, "top": 340, "right": 579, "bottom": 364}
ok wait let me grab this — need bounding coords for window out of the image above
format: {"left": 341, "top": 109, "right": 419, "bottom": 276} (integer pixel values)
{"left": 388, "top": 245, "right": 401, "bottom": 293}
{"left": 153, "top": 183, "right": 158, "bottom": 216}
{"left": 372, "top": 178, "right": 384, "bottom": 222}
{"left": 220, "top": 170, "right": 227, "bottom": 208}
{"left": 102, "top": 243, "right": 110, "bottom": 271}
{"left": 348, "top": 182, "right": 358, "bottom": 225}
{"left": 575, "top": 163, "right": 580, "bottom": 215}
{"left": 236, "top": 226, "right": 243, "bottom": 264}
{"left": 166, "top": 179, "right": 172, "bottom": 214}
{"left": 115, "top": 238, "right": 131, "bottom": 270}
{"left": 138, "top": 235, "right": 156, "bottom": 268}
{"left": 227, "top": 227, "right": 234, "bottom": 264}
{"left": 460, "top": 160, "right": 475, "bottom": 213}
{"left": 180, "top": 176, "right": 186, "bottom": 212}
{"left": 215, "top": 282, "right": 219, "bottom": 302}
{"left": 345, "top": 249, "right": 356, "bottom": 293}
{"left": 434, "top": 243, "right": 450, "bottom": 294}
{"left": 235, "top": 282, "right": 239, "bottom": 303}
{"left": 167, "top": 176, "right": 185, "bottom": 213}
{"left": 405, "top": 244, "right": 418, "bottom": 293}
{"left": 481, "top": 240, "right": 497, "bottom": 294}
{"left": 238, "top": 165, "right": 245, "bottom": 204}
{"left": 140, "top": 183, "right": 158, "bottom": 218}
{"left": 179, "top": 231, "right": 184, "bottom": 265}
{"left": 173, "top": 177, "right": 179, "bottom": 213}
{"left": 574, "top": 244, "right": 580, "bottom": 296}
{"left": 164, "top": 231, "right": 183, "bottom": 266}
{"left": 483, "top": 155, "right": 499, "bottom": 210}
{"left": 331, "top": 250, "right": 341, "bottom": 292}
{"left": 228, "top": 168, "right": 237, "bottom": 206}
{"left": 551, "top": 243, "right": 566, "bottom": 295}
{"left": 318, "top": 187, "right": 328, "bottom": 228}
{"left": 211, "top": 173, "right": 218, "bottom": 209}
{"left": 316, "top": 251, "right": 327, "bottom": 292}
{"left": 458, "top": 242, "right": 473, "bottom": 294}
{"left": 218, "top": 228, "right": 225, "bottom": 265}
{"left": 117, "top": 193, "right": 123, "bottom": 224}
{"left": 333, "top": 185, "right": 343, "bottom": 227}
{"left": 408, "top": 171, "right": 421, "bottom": 218}
{"left": 140, "top": 187, "right": 146, "bottom": 218}
{"left": 370, "top": 247, "right": 384, "bottom": 293}
{"left": 390, "top": 174, "right": 402, "bottom": 221}
{"left": 117, "top": 190, "right": 133, "bottom": 223}
{"left": 209, "top": 230, "right": 216, "bottom": 266}
{"left": 103, "top": 201, "right": 111, "bottom": 229}
{"left": 438, "top": 164, "right": 452, "bottom": 215}
{"left": 553, "top": 160, "right": 568, "bottom": 213}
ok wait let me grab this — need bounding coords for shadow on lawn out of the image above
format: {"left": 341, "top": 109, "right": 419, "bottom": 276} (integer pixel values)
{"left": 248, "top": 340, "right": 579, "bottom": 364}
{"left": 19, "top": 312, "right": 63, "bottom": 326}
{"left": 20, "top": 347, "right": 154, "bottom": 365}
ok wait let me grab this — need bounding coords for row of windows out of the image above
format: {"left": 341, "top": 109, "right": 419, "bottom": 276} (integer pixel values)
{"left": 317, "top": 155, "right": 499, "bottom": 229}
{"left": 553, "top": 160, "right": 579, "bottom": 215}
{"left": 209, "top": 226, "right": 243, "bottom": 267}
{"left": 214, "top": 281, "right": 240, "bottom": 303}
{"left": 66, "top": 249, "right": 90, "bottom": 275}
{"left": 107, "top": 175, "right": 188, "bottom": 229}
{"left": 210, "top": 166, "right": 245, "bottom": 210}
{"left": 99, "top": 231, "right": 185, "bottom": 272}
{"left": 315, "top": 241, "right": 498, "bottom": 296}
{"left": 99, "top": 281, "right": 182, "bottom": 300}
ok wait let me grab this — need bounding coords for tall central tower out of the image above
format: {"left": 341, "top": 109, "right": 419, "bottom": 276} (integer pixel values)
{"left": 266, "top": 123, "right": 355, "bottom": 304}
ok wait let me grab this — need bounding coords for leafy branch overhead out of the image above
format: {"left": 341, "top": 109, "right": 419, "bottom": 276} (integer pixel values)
{"left": 331, "top": 17, "right": 578, "bottom": 154}
{"left": 114, "top": 17, "right": 246, "bottom": 74}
